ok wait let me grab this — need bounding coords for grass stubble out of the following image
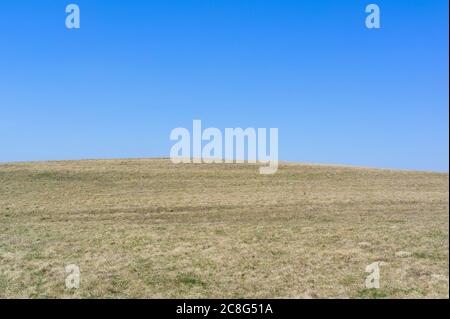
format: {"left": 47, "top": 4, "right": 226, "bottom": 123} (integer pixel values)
{"left": 0, "top": 159, "right": 448, "bottom": 298}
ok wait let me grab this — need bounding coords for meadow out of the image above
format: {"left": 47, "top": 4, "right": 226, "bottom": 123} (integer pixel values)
{"left": 0, "top": 159, "right": 448, "bottom": 298}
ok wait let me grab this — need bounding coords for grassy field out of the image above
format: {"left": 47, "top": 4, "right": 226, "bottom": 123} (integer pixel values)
{"left": 0, "top": 158, "right": 448, "bottom": 298}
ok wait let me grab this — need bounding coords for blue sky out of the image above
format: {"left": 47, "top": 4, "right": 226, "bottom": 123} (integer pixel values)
{"left": 0, "top": 0, "right": 448, "bottom": 171}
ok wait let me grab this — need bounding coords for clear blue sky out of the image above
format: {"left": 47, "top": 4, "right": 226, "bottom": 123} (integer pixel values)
{"left": 0, "top": 0, "right": 448, "bottom": 171}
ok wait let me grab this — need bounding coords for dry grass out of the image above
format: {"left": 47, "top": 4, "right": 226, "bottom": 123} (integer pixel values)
{"left": 0, "top": 158, "right": 448, "bottom": 298}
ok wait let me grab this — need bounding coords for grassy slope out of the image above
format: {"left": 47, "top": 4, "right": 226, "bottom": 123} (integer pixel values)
{"left": 0, "top": 158, "right": 448, "bottom": 298}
